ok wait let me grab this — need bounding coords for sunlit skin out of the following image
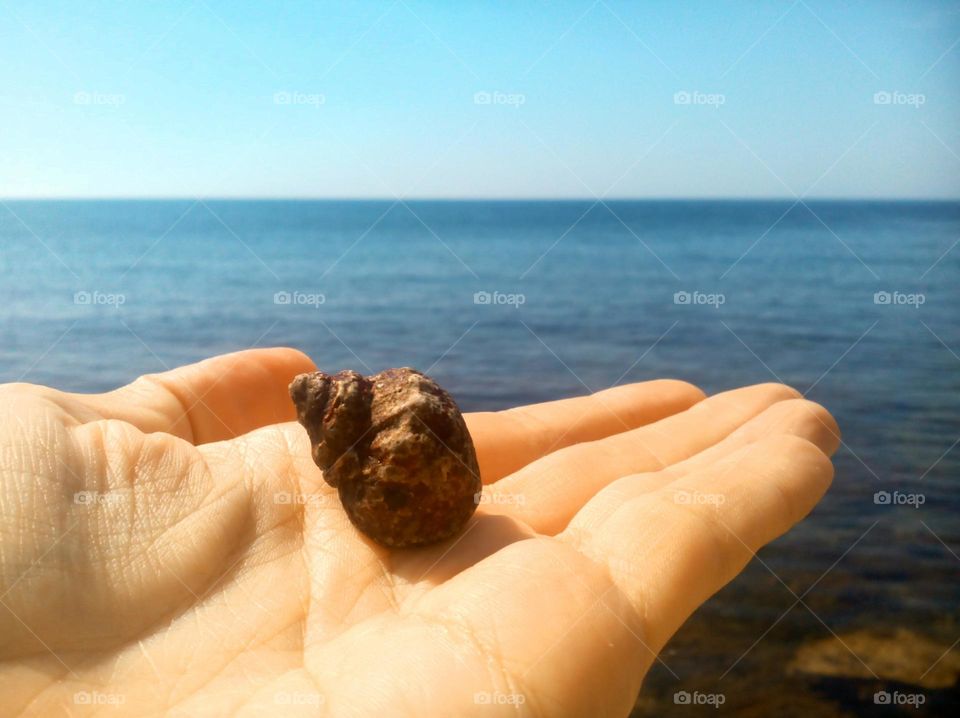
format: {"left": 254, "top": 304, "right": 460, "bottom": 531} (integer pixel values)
{"left": 0, "top": 348, "right": 839, "bottom": 717}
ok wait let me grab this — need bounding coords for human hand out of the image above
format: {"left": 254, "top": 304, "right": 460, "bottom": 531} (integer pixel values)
{"left": 0, "top": 349, "right": 838, "bottom": 717}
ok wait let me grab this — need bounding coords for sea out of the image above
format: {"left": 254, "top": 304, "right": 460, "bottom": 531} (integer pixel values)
{"left": 1, "top": 199, "right": 958, "bottom": 715}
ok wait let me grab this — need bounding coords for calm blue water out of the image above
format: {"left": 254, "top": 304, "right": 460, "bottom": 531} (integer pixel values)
{"left": 1, "top": 200, "right": 958, "bottom": 706}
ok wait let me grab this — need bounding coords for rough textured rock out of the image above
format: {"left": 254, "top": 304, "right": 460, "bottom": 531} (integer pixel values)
{"left": 289, "top": 367, "right": 481, "bottom": 548}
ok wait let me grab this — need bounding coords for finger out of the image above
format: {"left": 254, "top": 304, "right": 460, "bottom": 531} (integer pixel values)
{"left": 72, "top": 348, "right": 316, "bottom": 444}
{"left": 385, "top": 395, "right": 835, "bottom": 590}
{"left": 465, "top": 379, "right": 705, "bottom": 483}
{"left": 564, "top": 434, "right": 834, "bottom": 653}
{"left": 490, "top": 383, "right": 801, "bottom": 534}
{"left": 569, "top": 398, "right": 840, "bottom": 532}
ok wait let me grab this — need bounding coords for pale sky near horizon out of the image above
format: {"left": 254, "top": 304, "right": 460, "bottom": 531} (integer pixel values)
{"left": 1, "top": 0, "right": 959, "bottom": 199}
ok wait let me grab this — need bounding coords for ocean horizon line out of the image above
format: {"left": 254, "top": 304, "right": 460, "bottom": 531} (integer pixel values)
{"left": 3, "top": 196, "right": 959, "bottom": 203}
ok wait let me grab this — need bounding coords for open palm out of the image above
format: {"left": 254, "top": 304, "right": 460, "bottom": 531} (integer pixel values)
{"left": 0, "top": 348, "right": 839, "bottom": 717}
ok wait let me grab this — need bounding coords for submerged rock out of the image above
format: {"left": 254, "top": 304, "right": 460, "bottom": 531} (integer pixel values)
{"left": 788, "top": 628, "right": 960, "bottom": 689}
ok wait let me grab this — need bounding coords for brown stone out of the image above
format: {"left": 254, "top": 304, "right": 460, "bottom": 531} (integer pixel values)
{"left": 289, "top": 368, "right": 481, "bottom": 548}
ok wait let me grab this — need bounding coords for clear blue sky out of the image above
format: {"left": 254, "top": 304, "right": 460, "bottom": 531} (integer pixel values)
{"left": 1, "top": 0, "right": 958, "bottom": 199}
